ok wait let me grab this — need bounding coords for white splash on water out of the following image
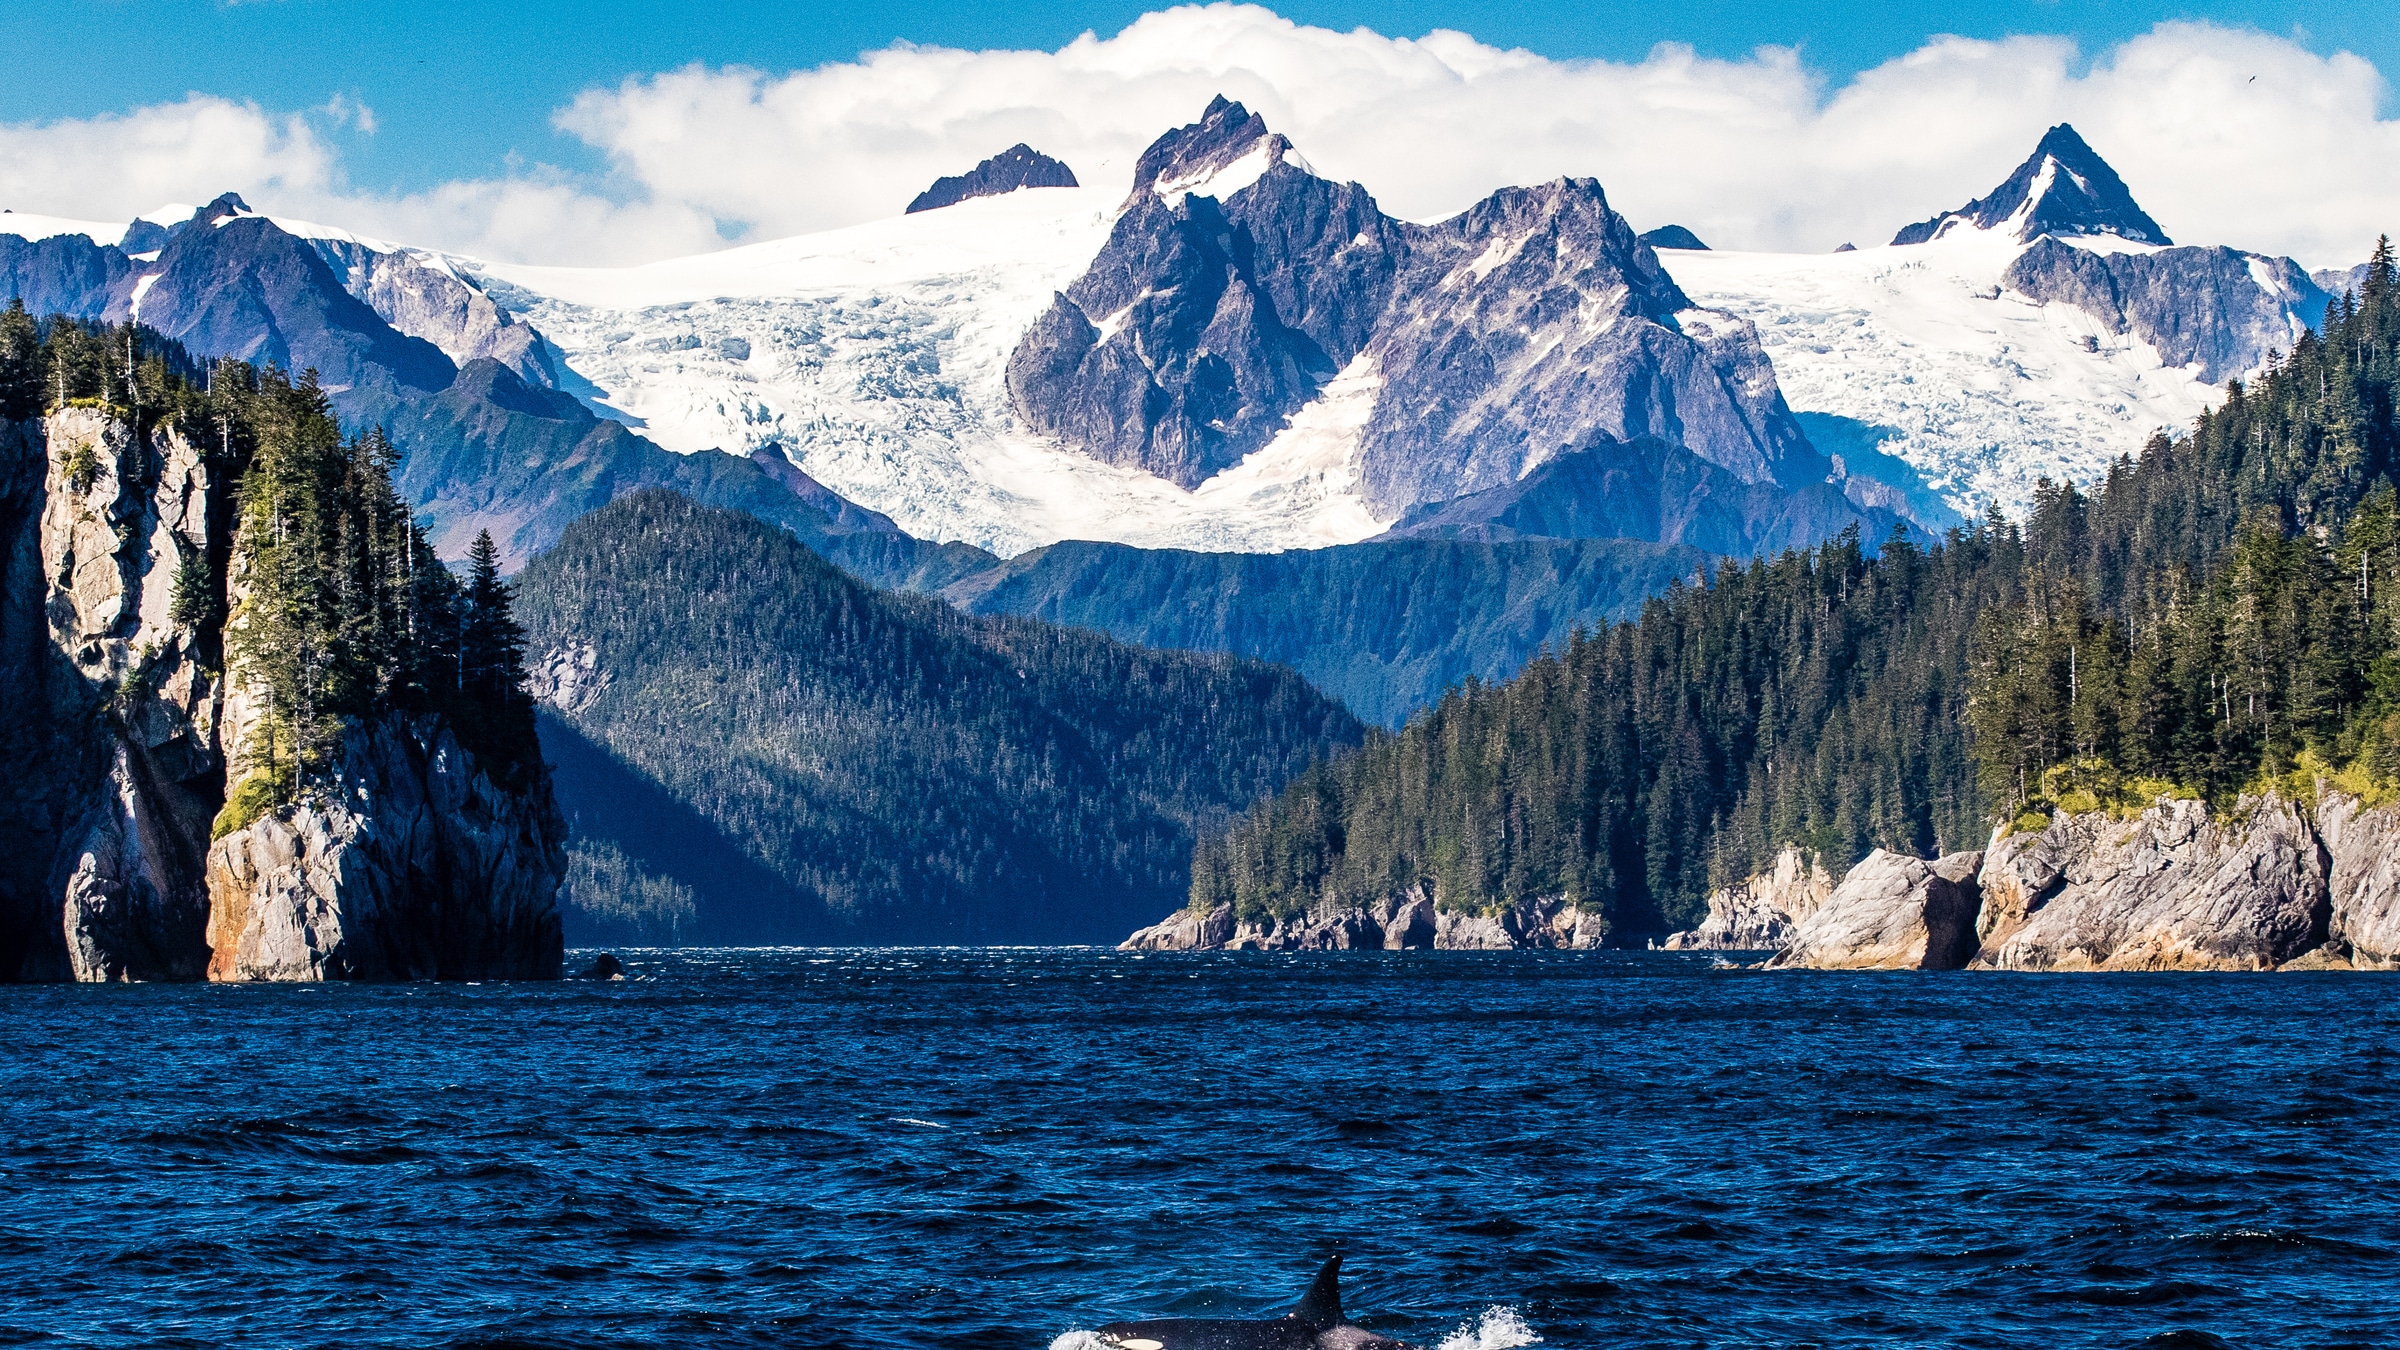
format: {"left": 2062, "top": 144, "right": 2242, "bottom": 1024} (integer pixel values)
{"left": 1047, "top": 1332, "right": 1113, "bottom": 1350}
{"left": 1437, "top": 1305, "right": 1543, "bottom": 1350}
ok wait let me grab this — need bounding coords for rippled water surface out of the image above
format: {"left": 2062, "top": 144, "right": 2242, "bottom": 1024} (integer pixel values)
{"left": 4, "top": 950, "right": 2398, "bottom": 1348}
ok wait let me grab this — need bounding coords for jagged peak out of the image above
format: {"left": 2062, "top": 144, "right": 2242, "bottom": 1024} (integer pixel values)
{"left": 1891, "top": 123, "right": 2170, "bottom": 248}
{"left": 1123, "top": 96, "right": 1310, "bottom": 208}
{"left": 192, "top": 192, "right": 258, "bottom": 230}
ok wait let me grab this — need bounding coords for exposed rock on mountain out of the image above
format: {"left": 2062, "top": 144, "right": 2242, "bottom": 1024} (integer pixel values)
{"left": 1763, "top": 849, "right": 1983, "bottom": 970}
{"left": 1892, "top": 124, "right": 2169, "bottom": 246}
{"left": 135, "top": 196, "right": 457, "bottom": 395}
{"left": 1661, "top": 846, "right": 1834, "bottom": 950}
{"left": 907, "top": 144, "right": 1079, "bottom": 213}
{"left": 0, "top": 231, "right": 137, "bottom": 319}
{"left": 1639, "top": 225, "right": 1708, "bottom": 251}
{"left": 1009, "top": 97, "right": 1808, "bottom": 511}
{"left": 309, "top": 237, "right": 563, "bottom": 390}
{"left": 2319, "top": 794, "right": 2400, "bottom": 968}
{"left": 206, "top": 715, "right": 565, "bottom": 981}
{"left": 2004, "top": 236, "right": 2327, "bottom": 383}
{"left": 1121, "top": 891, "right": 1607, "bottom": 951}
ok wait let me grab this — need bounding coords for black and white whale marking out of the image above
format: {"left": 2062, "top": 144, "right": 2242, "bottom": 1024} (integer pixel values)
{"left": 1095, "top": 1255, "right": 1421, "bottom": 1350}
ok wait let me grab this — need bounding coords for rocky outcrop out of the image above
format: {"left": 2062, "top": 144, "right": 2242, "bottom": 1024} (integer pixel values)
{"left": 906, "top": 144, "right": 1079, "bottom": 213}
{"left": 205, "top": 715, "right": 566, "bottom": 981}
{"left": 1892, "top": 124, "right": 2169, "bottom": 246}
{"left": 1662, "top": 845, "right": 1834, "bottom": 950}
{"left": 2292, "top": 793, "right": 2400, "bottom": 969}
{"left": 1007, "top": 97, "right": 1809, "bottom": 509}
{"left": 1121, "top": 890, "right": 1606, "bottom": 951}
{"left": 1765, "top": 849, "right": 1983, "bottom": 970}
{"left": 2003, "top": 237, "right": 2326, "bottom": 383}
{"left": 1975, "top": 796, "right": 2325, "bottom": 972}
{"left": 0, "top": 404, "right": 565, "bottom": 982}
{"left": 1772, "top": 789, "right": 2400, "bottom": 973}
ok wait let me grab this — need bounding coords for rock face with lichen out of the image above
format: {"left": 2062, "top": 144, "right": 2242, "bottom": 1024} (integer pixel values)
{"left": 0, "top": 404, "right": 563, "bottom": 982}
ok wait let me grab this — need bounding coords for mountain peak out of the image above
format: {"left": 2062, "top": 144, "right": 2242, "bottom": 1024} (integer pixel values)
{"left": 191, "top": 192, "right": 256, "bottom": 229}
{"left": 1891, "top": 123, "right": 2170, "bottom": 247}
{"left": 1123, "top": 96, "right": 1305, "bottom": 208}
{"left": 906, "top": 144, "right": 1079, "bottom": 214}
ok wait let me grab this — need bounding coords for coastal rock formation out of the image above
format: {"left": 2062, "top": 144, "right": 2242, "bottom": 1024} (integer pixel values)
{"left": 1773, "top": 789, "right": 2400, "bottom": 972}
{"left": 2294, "top": 793, "right": 2400, "bottom": 969}
{"left": 1661, "top": 845, "right": 1834, "bottom": 950}
{"left": 0, "top": 400, "right": 565, "bottom": 982}
{"left": 1975, "top": 796, "right": 2324, "bottom": 972}
{"left": 1764, "top": 849, "right": 1983, "bottom": 970}
{"left": 1121, "top": 891, "right": 1606, "bottom": 951}
{"left": 205, "top": 716, "right": 566, "bottom": 981}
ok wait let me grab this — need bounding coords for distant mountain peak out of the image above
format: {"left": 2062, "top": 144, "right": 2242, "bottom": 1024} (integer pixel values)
{"left": 1639, "top": 225, "right": 1709, "bottom": 252}
{"left": 906, "top": 144, "right": 1079, "bottom": 214}
{"left": 1123, "top": 95, "right": 1307, "bottom": 207}
{"left": 1892, "top": 123, "right": 2170, "bottom": 247}
{"left": 193, "top": 192, "right": 255, "bottom": 228}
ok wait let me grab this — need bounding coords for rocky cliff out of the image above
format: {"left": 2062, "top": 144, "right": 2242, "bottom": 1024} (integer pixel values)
{"left": 907, "top": 144, "right": 1079, "bottom": 213}
{"left": 2003, "top": 237, "right": 2326, "bottom": 384}
{"left": 0, "top": 404, "right": 564, "bottom": 981}
{"left": 1747, "top": 788, "right": 2400, "bottom": 972}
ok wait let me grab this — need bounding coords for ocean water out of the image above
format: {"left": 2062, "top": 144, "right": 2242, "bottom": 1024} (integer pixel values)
{"left": 2, "top": 949, "right": 2395, "bottom": 1349}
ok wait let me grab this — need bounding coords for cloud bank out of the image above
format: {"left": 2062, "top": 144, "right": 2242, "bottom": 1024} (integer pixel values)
{"left": 3, "top": 5, "right": 2396, "bottom": 267}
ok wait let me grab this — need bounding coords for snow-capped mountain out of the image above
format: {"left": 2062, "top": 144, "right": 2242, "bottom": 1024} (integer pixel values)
{"left": 0, "top": 114, "right": 2343, "bottom": 554}
{"left": 1891, "top": 124, "right": 2170, "bottom": 247}
{"left": 1660, "top": 125, "right": 2330, "bottom": 519}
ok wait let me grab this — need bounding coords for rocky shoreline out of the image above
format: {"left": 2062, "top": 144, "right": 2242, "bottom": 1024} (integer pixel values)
{"left": 1126, "top": 791, "right": 2400, "bottom": 971}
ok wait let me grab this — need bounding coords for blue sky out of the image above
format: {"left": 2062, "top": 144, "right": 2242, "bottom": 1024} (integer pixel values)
{"left": 5, "top": 0, "right": 2388, "bottom": 197}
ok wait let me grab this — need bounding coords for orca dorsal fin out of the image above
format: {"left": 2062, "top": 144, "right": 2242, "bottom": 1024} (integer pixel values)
{"left": 1293, "top": 1255, "right": 1343, "bottom": 1331}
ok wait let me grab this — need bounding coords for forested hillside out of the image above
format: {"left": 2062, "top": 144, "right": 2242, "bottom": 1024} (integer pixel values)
{"left": 1196, "top": 241, "right": 2400, "bottom": 939}
{"left": 512, "top": 492, "right": 1362, "bottom": 945}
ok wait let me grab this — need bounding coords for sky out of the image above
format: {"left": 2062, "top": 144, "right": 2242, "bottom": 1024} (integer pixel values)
{"left": 2, "top": 0, "right": 2396, "bottom": 267}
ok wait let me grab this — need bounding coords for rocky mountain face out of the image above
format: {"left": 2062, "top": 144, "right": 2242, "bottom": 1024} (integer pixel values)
{"left": 1007, "top": 97, "right": 1809, "bottom": 512}
{"left": 309, "top": 236, "right": 563, "bottom": 390}
{"left": 907, "top": 144, "right": 1080, "bottom": 213}
{"left": 1683, "top": 788, "right": 2400, "bottom": 971}
{"left": 0, "top": 405, "right": 563, "bottom": 982}
{"left": 1892, "top": 123, "right": 2170, "bottom": 246}
{"left": 2004, "top": 235, "right": 2328, "bottom": 384}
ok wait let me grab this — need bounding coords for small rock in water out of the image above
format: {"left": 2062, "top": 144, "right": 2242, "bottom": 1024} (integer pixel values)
{"left": 580, "top": 953, "right": 627, "bottom": 981}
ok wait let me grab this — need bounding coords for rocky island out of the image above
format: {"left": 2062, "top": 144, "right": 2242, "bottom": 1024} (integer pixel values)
{"left": 0, "top": 313, "right": 564, "bottom": 982}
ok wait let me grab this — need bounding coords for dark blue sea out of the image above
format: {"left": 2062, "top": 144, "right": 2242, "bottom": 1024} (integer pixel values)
{"left": 3, "top": 950, "right": 2396, "bottom": 1349}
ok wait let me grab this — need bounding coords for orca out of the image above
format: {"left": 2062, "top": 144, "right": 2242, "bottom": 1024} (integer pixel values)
{"left": 1094, "top": 1255, "right": 1422, "bottom": 1350}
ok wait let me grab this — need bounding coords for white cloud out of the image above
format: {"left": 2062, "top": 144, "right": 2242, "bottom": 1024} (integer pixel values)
{"left": 2, "top": 7, "right": 2396, "bottom": 268}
